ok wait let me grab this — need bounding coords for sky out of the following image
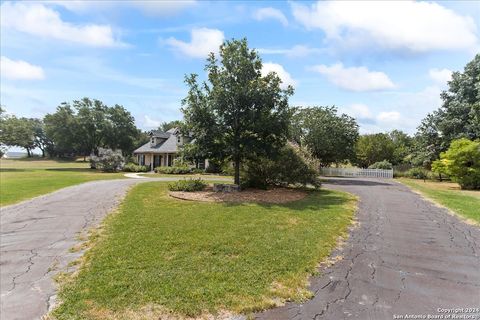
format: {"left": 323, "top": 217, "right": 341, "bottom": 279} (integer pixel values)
{"left": 1, "top": 0, "right": 479, "bottom": 138}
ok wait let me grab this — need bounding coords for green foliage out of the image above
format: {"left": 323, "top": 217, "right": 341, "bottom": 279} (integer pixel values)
{"left": 355, "top": 133, "right": 395, "bottom": 167}
{"left": 0, "top": 115, "right": 39, "bottom": 157}
{"left": 389, "top": 130, "right": 414, "bottom": 164}
{"left": 182, "top": 38, "right": 293, "bottom": 185}
{"left": 155, "top": 166, "right": 192, "bottom": 174}
{"left": 291, "top": 106, "right": 359, "bottom": 166}
{"left": 414, "top": 54, "right": 480, "bottom": 161}
{"left": 159, "top": 120, "right": 184, "bottom": 132}
{"left": 368, "top": 160, "right": 393, "bottom": 170}
{"left": 405, "top": 167, "right": 429, "bottom": 180}
{"left": 123, "top": 163, "right": 148, "bottom": 173}
{"left": 44, "top": 98, "right": 142, "bottom": 157}
{"left": 90, "top": 148, "right": 125, "bottom": 173}
{"left": 242, "top": 144, "right": 321, "bottom": 189}
{"left": 168, "top": 178, "right": 207, "bottom": 192}
{"left": 434, "top": 138, "right": 480, "bottom": 190}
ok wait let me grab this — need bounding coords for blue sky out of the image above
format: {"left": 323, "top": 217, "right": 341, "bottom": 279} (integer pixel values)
{"left": 1, "top": 0, "right": 479, "bottom": 136}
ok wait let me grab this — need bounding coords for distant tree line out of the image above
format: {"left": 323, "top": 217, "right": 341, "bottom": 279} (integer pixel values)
{"left": 0, "top": 98, "right": 148, "bottom": 159}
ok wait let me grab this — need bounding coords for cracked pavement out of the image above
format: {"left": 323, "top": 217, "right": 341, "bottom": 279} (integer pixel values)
{"left": 0, "top": 176, "right": 229, "bottom": 320}
{"left": 256, "top": 177, "right": 480, "bottom": 320}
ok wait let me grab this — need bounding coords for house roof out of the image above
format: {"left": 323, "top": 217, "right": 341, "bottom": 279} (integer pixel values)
{"left": 134, "top": 132, "right": 179, "bottom": 154}
{"left": 149, "top": 130, "right": 171, "bottom": 139}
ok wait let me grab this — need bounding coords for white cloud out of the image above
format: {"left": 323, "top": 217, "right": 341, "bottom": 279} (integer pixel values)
{"left": 45, "top": 0, "right": 196, "bottom": 16}
{"left": 1, "top": 56, "right": 45, "bottom": 80}
{"left": 310, "top": 63, "right": 395, "bottom": 91}
{"left": 429, "top": 68, "right": 452, "bottom": 86}
{"left": 166, "top": 28, "right": 224, "bottom": 59}
{"left": 342, "top": 103, "right": 372, "bottom": 119}
{"left": 253, "top": 7, "right": 288, "bottom": 26}
{"left": 291, "top": 1, "right": 478, "bottom": 52}
{"left": 258, "top": 45, "right": 325, "bottom": 57}
{"left": 261, "top": 62, "right": 296, "bottom": 89}
{"left": 143, "top": 115, "right": 161, "bottom": 128}
{"left": 0, "top": 2, "right": 122, "bottom": 47}
{"left": 377, "top": 111, "right": 401, "bottom": 124}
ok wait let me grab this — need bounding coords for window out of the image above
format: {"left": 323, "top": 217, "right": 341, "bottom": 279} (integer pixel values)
{"left": 177, "top": 136, "right": 181, "bottom": 143}
{"left": 151, "top": 138, "right": 155, "bottom": 144}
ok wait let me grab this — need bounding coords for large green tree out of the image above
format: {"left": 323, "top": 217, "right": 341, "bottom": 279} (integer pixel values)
{"left": 291, "top": 106, "right": 359, "bottom": 166}
{"left": 0, "top": 115, "right": 37, "bottom": 157}
{"left": 415, "top": 54, "right": 480, "bottom": 163}
{"left": 182, "top": 38, "right": 293, "bottom": 184}
{"left": 355, "top": 133, "right": 395, "bottom": 168}
{"left": 44, "top": 98, "right": 141, "bottom": 158}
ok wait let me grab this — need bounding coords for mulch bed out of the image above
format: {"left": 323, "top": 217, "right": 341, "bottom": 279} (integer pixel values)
{"left": 169, "top": 186, "right": 308, "bottom": 204}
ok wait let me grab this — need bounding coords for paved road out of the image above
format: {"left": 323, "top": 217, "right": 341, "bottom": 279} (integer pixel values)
{"left": 0, "top": 176, "right": 229, "bottom": 320}
{"left": 256, "top": 178, "right": 480, "bottom": 320}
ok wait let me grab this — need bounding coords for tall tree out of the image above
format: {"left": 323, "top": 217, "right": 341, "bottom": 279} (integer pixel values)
{"left": 415, "top": 54, "right": 480, "bottom": 162}
{"left": 0, "top": 116, "right": 36, "bottom": 157}
{"left": 159, "top": 120, "right": 183, "bottom": 132}
{"left": 182, "top": 38, "right": 293, "bottom": 184}
{"left": 389, "top": 130, "right": 413, "bottom": 165}
{"left": 355, "top": 133, "right": 395, "bottom": 168}
{"left": 292, "top": 106, "right": 359, "bottom": 166}
{"left": 44, "top": 98, "right": 141, "bottom": 157}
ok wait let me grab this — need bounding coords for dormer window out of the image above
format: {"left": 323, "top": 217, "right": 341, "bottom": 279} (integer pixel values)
{"left": 151, "top": 138, "right": 155, "bottom": 144}
{"left": 177, "top": 136, "right": 181, "bottom": 143}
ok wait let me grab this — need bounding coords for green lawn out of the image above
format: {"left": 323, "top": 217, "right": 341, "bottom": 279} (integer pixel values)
{"left": 399, "top": 178, "right": 480, "bottom": 224}
{"left": 0, "top": 158, "right": 124, "bottom": 206}
{"left": 53, "top": 182, "right": 356, "bottom": 319}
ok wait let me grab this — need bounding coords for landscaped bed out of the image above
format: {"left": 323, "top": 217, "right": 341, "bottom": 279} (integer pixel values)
{"left": 52, "top": 181, "right": 357, "bottom": 320}
{"left": 170, "top": 186, "right": 308, "bottom": 203}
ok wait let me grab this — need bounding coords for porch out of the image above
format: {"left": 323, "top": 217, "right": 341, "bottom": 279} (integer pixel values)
{"left": 137, "top": 153, "right": 176, "bottom": 171}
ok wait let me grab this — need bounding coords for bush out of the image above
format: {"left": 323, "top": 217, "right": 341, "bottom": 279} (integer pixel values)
{"left": 155, "top": 166, "right": 192, "bottom": 174}
{"left": 90, "top": 148, "right": 124, "bottom": 172}
{"left": 168, "top": 178, "right": 207, "bottom": 192}
{"left": 405, "top": 167, "right": 429, "bottom": 180}
{"left": 123, "top": 163, "right": 148, "bottom": 172}
{"left": 368, "top": 160, "right": 393, "bottom": 170}
{"left": 242, "top": 144, "right": 321, "bottom": 189}
{"left": 433, "top": 138, "right": 480, "bottom": 189}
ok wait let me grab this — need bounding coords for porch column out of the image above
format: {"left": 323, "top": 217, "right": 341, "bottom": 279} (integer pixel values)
{"left": 150, "top": 154, "right": 153, "bottom": 171}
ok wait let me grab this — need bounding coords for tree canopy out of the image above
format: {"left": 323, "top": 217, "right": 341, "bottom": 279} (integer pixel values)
{"left": 414, "top": 54, "right": 480, "bottom": 164}
{"left": 182, "top": 38, "right": 293, "bottom": 184}
{"left": 355, "top": 133, "right": 395, "bottom": 168}
{"left": 44, "top": 98, "right": 141, "bottom": 157}
{"left": 291, "top": 106, "right": 359, "bottom": 166}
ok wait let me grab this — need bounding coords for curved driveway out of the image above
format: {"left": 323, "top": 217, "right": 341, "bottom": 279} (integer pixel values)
{"left": 256, "top": 178, "right": 480, "bottom": 319}
{"left": 1, "top": 177, "right": 479, "bottom": 320}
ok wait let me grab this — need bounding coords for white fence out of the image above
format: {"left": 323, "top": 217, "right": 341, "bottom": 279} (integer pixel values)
{"left": 321, "top": 167, "right": 393, "bottom": 179}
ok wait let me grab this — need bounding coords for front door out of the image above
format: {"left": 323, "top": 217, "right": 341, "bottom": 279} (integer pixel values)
{"left": 153, "top": 155, "right": 161, "bottom": 168}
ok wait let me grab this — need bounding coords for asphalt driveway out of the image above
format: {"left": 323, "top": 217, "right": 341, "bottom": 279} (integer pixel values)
{"left": 1, "top": 177, "right": 478, "bottom": 319}
{"left": 256, "top": 178, "right": 480, "bottom": 319}
{"left": 0, "top": 176, "right": 229, "bottom": 320}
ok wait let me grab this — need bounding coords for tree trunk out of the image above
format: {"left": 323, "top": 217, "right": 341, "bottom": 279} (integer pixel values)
{"left": 234, "top": 157, "right": 240, "bottom": 185}
{"left": 41, "top": 148, "right": 45, "bottom": 157}
{"left": 26, "top": 148, "right": 31, "bottom": 157}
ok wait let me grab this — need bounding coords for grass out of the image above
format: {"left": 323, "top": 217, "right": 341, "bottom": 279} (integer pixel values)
{"left": 0, "top": 158, "right": 124, "bottom": 206}
{"left": 53, "top": 182, "right": 356, "bottom": 319}
{"left": 398, "top": 178, "right": 480, "bottom": 224}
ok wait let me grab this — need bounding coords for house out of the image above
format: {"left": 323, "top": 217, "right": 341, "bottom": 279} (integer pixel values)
{"left": 133, "top": 127, "right": 207, "bottom": 171}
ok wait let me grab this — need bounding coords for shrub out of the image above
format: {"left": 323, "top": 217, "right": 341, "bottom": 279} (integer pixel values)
{"left": 242, "top": 144, "right": 321, "bottom": 189}
{"left": 168, "top": 178, "right": 207, "bottom": 192}
{"left": 433, "top": 138, "right": 480, "bottom": 189}
{"left": 123, "top": 163, "right": 148, "bottom": 172}
{"left": 155, "top": 166, "right": 192, "bottom": 174}
{"left": 90, "top": 148, "right": 124, "bottom": 172}
{"left": 405, "top": 167, "right": 429, "bottom": 180}
{"left": 368, "top": 160, "right": 393, "bottom": 170}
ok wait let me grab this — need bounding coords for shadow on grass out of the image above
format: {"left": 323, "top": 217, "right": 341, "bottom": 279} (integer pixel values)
{"left": 220, "top": 188, "right": 351, "bottom": 212}
{"left": 45, "top": 168, "right": 95, "bottom": 172}
{"left": 0, "top": 168, "right": 29, "bottom": 172}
